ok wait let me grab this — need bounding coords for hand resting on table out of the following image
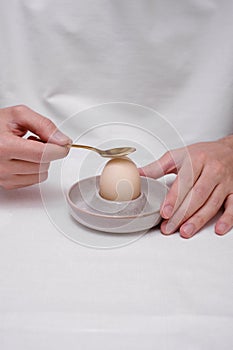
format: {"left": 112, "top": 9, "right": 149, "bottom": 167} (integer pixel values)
{"left": 139, "top": 137, "right": 233, "bottom": 238}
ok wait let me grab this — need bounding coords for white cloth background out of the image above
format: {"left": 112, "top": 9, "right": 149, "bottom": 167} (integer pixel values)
{"left": 0, "top": 1, "right": 233, "bottom": 349}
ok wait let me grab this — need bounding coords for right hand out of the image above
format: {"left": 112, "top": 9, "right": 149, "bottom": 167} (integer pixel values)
{"left": 0, "top": 105, "right": 72, "bottom": 189}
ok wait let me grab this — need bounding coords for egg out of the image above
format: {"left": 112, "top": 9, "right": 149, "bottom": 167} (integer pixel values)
{"left": 99, "top": 157, "right": 141, "bottom": 201}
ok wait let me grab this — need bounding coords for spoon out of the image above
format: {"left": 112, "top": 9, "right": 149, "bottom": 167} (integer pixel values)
{"left": 69, "top": 144, "right": 136, "bottom": 158}
{"left": 28, "top": 137, "right": 136, "bottom": 158}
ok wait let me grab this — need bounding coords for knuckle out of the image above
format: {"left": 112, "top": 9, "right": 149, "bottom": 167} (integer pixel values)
{"left": 163, "top": 150, "right": 177, "bottom": 170}
{"left": 11, "top": 104, "right": 29, "bottom": 116}
{"left": 192, "top": 185, "right": 206, "bottom": 201}
{"left": 209, "top": 160, "right": 224, "bottom": 176}
{"left": 164, "top": 151, "right": 173, "bottom": 162}
{"left": 194, "top": 213, "right": 206, "bottom": 227}
{"left": 39, "top": 116, "right": 55, "bottom": 133}
{"left": 196, "top": 151, "right": 206, "bottom": 164}
{"left": 210, "top": 195, "right": 223, "bottom": 210}
{"left": 164, "top": 150, "right": 172, "bottom": 159}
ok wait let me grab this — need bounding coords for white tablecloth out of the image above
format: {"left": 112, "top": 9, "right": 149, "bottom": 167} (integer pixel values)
{"left": 1, "top": 157, "right": 233, "bottom": 349}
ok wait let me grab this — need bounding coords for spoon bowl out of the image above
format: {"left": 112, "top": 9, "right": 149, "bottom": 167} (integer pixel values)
{"left": 70, "top": 144, "right": 136, "bottom": 158}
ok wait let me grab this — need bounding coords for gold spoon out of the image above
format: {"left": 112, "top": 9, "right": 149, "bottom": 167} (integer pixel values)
{"left": 28, "top": 137, "right": 136, "bottom": 158}
{"left": 69, "top": 144, "right": 136, "bottom": 158}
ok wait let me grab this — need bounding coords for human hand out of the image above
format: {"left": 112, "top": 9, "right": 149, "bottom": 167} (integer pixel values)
{"left": 139, "top": 136, "right": 233, "bottom": 238}
{"left": 0, "top": 105, "right": 71, "bottom": 189}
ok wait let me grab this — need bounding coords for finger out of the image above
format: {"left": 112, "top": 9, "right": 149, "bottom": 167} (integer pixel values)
{"left": 1, "top": 134, "right": 69, "bottom": 162}
{"left": 8, "top": 105, "right": 72, "bottom": 145}
{"left": 162, "top": 163, "right": 220, "bottom": 232}
{"left": 1, "top": 172, "right": 48, "bottom": 190}
{"left": 161, "top": 158, "right": 201, "bottom": 219}
{"left": 0, "top": 160, "right": 50, "bottom": 175}
{"left": 139, "top": 149, "right": 183, "bottom": 179}
{"left": 178, "top": 185, "right": 226, "bottom": 238}
{"left": 27, "top": 136, "right": 42, "bottom": 141}
{"left": 215, "top": 193, "right": 233, "bottom": 235}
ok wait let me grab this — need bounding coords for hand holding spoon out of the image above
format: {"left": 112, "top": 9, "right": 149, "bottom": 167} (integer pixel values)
{"left": 69, "top": 144, "right": 136, "bottom": 158}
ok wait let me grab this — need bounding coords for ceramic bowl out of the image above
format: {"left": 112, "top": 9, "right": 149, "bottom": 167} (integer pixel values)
{"left": 66, "top": 176, "right": 167, "bottom": 234}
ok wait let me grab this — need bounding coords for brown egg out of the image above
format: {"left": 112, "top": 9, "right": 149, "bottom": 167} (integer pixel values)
{"left": 99, "top": 157, "right": 141, "bottom": 201}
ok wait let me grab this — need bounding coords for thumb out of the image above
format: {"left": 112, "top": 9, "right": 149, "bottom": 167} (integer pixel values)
{"left": 139, "top": 151, "right": 178, "bottom": 179}
{"left": 10, "top": 105, "right": 72, "bottom": 146}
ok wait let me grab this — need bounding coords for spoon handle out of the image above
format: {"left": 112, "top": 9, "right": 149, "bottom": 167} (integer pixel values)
{"left": 70, "top": 144, "right": 99, "bottom": 153}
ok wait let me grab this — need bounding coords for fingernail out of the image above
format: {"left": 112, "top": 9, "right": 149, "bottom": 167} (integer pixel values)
{"left": 51, "top": 131, "right": 72, "bottom": 144}
{"left": 182, "top": 223, "right": 195, "bottom": 237}
{"left": 216, "top": 223, "right": 228, "bottom": 235}
{"left": 162, "top": 204, "right": 173, "bottom": 218}
{"left": 163, "top": 222, "right": 176, "bottom": 234}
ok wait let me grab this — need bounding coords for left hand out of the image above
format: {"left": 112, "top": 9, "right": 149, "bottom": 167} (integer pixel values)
{"left": 139, "top": 136, "right": 233, "bottom": 238}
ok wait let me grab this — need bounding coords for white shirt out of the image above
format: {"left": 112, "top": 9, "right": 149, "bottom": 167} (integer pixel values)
{"left": 0, "top": 0, "right": 232, "bottom": 145}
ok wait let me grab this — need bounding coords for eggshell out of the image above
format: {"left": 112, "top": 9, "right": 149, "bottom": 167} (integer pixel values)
{"left": 99, "top": 157, "right": 141, "bottom": 201}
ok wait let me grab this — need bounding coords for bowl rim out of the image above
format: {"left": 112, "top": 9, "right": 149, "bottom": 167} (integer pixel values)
{"left": 66, "top": 176, "right": 167, "bottom": 219}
